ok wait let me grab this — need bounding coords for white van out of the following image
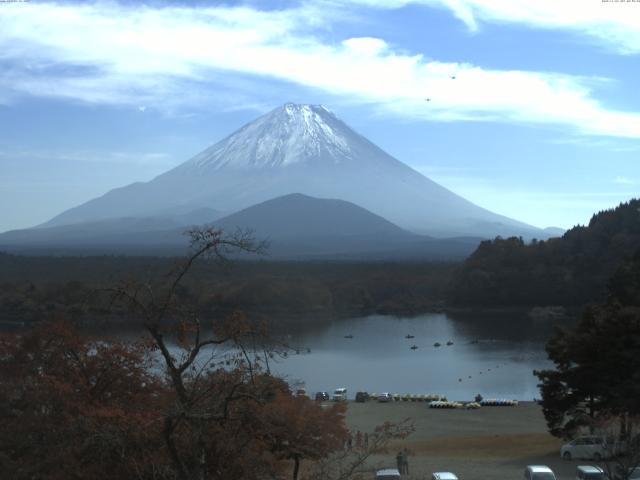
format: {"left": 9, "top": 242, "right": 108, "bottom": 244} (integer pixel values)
{"left": 524, "top": 465, "right": 557, "bottom": 480}
{"left": 561, "top": 436, "right": 610, "bottom": 461}
{"left": 332, "top": 387, "right": 348, "bottom": 401}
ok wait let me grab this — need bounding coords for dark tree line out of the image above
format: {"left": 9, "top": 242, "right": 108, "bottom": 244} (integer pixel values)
{"left": 0, "top": 253, "right": 454, "bottom": 327}
{"left": 535, "top": 250, "right": 640, "bottom": 477}
{"left": 449, "top": 199, "right": 640, "bottom": 307}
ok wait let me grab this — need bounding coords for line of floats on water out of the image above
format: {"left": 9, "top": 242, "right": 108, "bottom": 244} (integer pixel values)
{"left": 343, "top": 333, "right": 478, "bottom": 349}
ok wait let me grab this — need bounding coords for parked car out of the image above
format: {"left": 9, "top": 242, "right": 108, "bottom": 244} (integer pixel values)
{"left": 315, "top": 391, "right": 330, "bottom": 401}
{"left": 355, "top": 391, "right": 370, "bottom": 402}
{"left": 377, "top": 392, "right": 393, "bottom": 403}
{"left": 561, "top": 436, "right": 611, "bottom": 461}
{"left": 375, "top": 468, "right": 401, "bottom": 480}
{"left": 524, "top": 465, "right": 557, "bottom": 480}
{"left": 294, "top": 388, "right": 308, "bottom": 398}
{"left": 332, "top": 387, "right": 348, "bottom": 401}
{"left": 432, "top": 472, "right": 459, "bottom": 480}
{"left": 576, "top": 465, "right": 606, "bottom": 480}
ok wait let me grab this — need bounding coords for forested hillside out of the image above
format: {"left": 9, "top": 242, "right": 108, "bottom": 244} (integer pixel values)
{"left": 448, "top": 199, "right": 640, "bottom": 307}
{"left": 0, "top": 254, "right": 453, "bottom": 326}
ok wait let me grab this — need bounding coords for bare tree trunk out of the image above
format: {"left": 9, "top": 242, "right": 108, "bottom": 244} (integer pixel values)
{"left": 293, "top": 454, "right": 301, "bottom": 480}
{"left": 164, "top": 417, "right": 189, "bottom": 480}
{"left": 589, "top": 395, "right": 595, "bottom": 434}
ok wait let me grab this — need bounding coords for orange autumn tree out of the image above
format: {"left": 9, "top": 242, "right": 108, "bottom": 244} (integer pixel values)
{"left": 0, "top": 227, "right": 350, "bottom": 480}
{"left": 263, "top": 392, "right": 348, "bottom": 480}
{"left": 0, "top": 320, "right": 165, "bottom": 480}
{"left": 0, "top": 319, "right": 349, "bottom": 480}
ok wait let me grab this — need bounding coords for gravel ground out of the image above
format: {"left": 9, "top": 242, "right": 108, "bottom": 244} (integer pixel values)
{"left": 340, "top": 400, "right": 595, "bottom": 480}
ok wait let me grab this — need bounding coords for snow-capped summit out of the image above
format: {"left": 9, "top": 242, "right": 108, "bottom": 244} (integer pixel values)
{"left": 184, "top": 103, "right": 357, "bottom": 170}
{"left": 40, "top": 103, "right": 545, "bottom": 239}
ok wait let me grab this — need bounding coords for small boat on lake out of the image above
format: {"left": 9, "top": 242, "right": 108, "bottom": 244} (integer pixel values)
{"left": 410, "top": 345, "right": 418, "bottom": 350}
{"left": 405, "top": 334, "right": 415, "bottom": 339}
{"left": 434, "top": 342, "right": 441, "bottom": 347}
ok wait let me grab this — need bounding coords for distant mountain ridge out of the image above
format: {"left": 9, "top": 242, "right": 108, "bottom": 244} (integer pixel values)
{"left": 40, "top": 103, "right": 546, "bottom": 239}
{"left": 214, "top": 193, "right": 413, "bottom": 238}
{"left": 0, "top": 208, "right": 222, "bottom": 245}
{"left": 0, "top": 193, "right": 480, "bottom": 260}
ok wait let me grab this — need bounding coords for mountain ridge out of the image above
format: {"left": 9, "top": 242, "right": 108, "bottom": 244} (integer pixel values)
{"left": 0, "top": 193, "right": 481, "bottom": 260}
{"left": 40, "top": 103, "right": 544, "bottom": 239}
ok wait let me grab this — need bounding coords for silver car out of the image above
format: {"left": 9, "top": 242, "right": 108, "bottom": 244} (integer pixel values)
{"left": 377, "top": 392, "right": 392, "bottom": 403}
{"left": 432, "top": 472, "right": 459, "bottom": 480}
{"left": 576, "top": 465, "right": 605, "bottom": 480}
{"left": 524, "top": 465, "right": 557, "bottom": 480}
{"left": 375, "top": 468, "right": 401, "bottom": 480}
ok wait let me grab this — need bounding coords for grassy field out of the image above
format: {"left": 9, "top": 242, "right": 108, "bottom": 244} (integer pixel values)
{"left": 341, "top": 400, "right": 590, "bottom": 480}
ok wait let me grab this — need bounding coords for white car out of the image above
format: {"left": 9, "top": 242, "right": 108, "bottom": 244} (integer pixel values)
{"left": 524, "top": 465, "right": 557, "bottom": 480}
{"left": 378, "top": 392, "right": 393, "bottom": 403}
{"left": 432, "top": 472, "right": 459, "bottom": 480}
{"left": 375, "top": 468, "right": 401, "bottom": 480}
{"left": 332, "top": 387, "right": 348, "bottom": 401}
{"left": 561, "top": 436, "right": 609, "bottom": 461}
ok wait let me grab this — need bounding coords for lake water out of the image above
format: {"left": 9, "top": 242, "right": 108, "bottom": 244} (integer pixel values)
{"left": 113, "top": 311, "right": 553, "bottom": 402}
{"left": 263, "top": 313, "right": 553, "bottom": 401}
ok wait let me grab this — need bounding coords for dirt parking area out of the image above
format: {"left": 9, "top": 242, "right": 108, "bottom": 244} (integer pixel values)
{"left": 342, "top": 401, "right": 594, "bottom": 480}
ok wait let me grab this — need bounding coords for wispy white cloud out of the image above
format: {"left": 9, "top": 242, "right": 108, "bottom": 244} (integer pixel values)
{"left": 548, "top": 136, "right": 640, "bottom": 152}
{"left": 0, "top": 147, "right": 173, "bottom": 167}
{"left": 613, "top": 176, "right": 636, "bottom": 185}
{"left": 343, "top": 0, "right": 640, "bottom": 54}
{"left": 2, "top": 2, "right": 640, "bottom": 138}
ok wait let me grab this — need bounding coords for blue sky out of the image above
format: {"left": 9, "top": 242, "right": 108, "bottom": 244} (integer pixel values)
{"left": 1, "top": 0, "right": 639, "bottom": 232}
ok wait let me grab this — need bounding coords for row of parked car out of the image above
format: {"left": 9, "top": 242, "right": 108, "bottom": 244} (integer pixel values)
{"left": 375, "top": 465, "right": 640, "bottom": 480}
{"left": 311, "top": 388, "right": 348, "bottom": 402}
{"left": 311, "top": 388, "right": 447, "bottom": 403}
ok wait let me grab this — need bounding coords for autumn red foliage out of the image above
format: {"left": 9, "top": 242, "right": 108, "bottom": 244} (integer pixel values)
{"left": 0, "top": 320, "right": 164, "bottom": 479}
{"left": 0, "top": 319, "right": 349, "bottom": 480}
{"left": 0, "top": 228, "right": 350, "bottom": 480}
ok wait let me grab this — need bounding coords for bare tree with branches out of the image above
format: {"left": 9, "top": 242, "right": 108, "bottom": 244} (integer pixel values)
{"left": 107, "top": 227, "right": 287, "bottom": 480}
{"left": 591, "top": 415, "right": 640, "bottom": 480}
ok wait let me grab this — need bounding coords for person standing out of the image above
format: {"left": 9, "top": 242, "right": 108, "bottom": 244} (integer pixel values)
{"left": 396, "top": 451, "right": 403, "bottom": 473}
{"left": 401, "top": 449, "right": 409, "bottom": 475}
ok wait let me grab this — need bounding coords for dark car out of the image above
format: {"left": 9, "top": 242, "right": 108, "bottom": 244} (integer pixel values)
{"left": 315, "top": 391, "right": 330, "bottom": 401}
{"left": 355, "top": 391, "right": 370, "bottom": 403}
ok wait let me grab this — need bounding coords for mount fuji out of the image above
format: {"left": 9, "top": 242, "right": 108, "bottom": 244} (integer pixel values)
{"left": 5, "top": 103, "right": 548, "bottom": 253}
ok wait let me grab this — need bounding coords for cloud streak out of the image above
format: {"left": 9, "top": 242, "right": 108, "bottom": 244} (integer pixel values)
{"left": 2, "top": 2, "right": 640, "bottom": 137}
{"left": 344, "top": 0, "right": 640, "bottom": 54}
